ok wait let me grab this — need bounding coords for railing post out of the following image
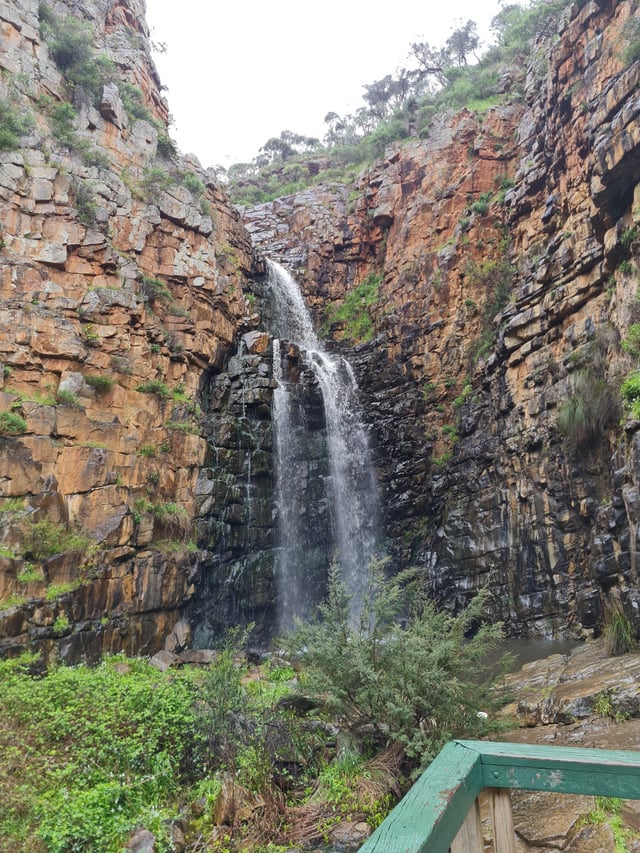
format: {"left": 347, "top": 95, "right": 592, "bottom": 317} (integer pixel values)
{"left": 450, "top": 796, "right": 483, "bottom": 853}
{"left": 489, "top": 787, "right": 516, "bottom": 853}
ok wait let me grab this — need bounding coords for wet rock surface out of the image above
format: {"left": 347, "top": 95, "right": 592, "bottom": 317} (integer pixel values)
{"left": 489, "top": 641, "right": 640, "bottom": 851}
{"left": 245, "top": 0, "right": 640, "bottom": 640}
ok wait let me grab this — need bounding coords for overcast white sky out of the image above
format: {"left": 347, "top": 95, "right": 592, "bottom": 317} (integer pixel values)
{"left": 145, "top": 0, "right": 504, "bottom": 170}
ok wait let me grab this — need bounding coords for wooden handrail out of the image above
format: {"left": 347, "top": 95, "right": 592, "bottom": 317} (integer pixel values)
{"left": 359, "top": 740, "right": 640, "bottom": 853}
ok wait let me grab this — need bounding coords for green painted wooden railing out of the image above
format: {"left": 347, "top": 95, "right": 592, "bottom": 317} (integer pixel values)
{"left": 358, "top": 740, "right": 640, "bottom": 853}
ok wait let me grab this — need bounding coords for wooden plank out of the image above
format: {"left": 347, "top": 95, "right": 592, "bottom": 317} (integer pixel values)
{"left": 489, "top": 787, "right": 516, "bottom": 853}
{"left": 359, "top": 741, "right": 483, "bottom": 853}
{"left": 451, "top": 797, "right": 483, "bottom": 853}
{"left": 457, "top": 740, "right": 640, "bottom": 799}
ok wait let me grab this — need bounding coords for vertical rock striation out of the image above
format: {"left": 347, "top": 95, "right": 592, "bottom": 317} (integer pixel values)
{"left": 244, "top": 0, "right": 640, "bottom": 637}
{"left": 0, "top": 0, "right": 260, "bottom": 659}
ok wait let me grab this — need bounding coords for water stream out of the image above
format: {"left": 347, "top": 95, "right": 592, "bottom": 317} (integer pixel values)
{"left": 268, "top": 260, "right": 380, "bottom": 630}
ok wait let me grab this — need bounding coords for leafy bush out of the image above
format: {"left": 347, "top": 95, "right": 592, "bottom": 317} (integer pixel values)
{"left": 141, "top": 167, "right": 173, "bottom": 203}
{"left": 622, "top": 324, "right": 640, "bottom": 361}
{"left": 83, "top": 374, "right": 115, "bottom": 393}
{"left": 156, "top": 132, "right": 177, "bottom": 159}
{"left": 284, "top": 564, "right": 503, "bottom": 775}
{"left": 621, "top": 371, "right": 640, "bottom": 419}
{"left": 0, "top": 656, "right": 197, "bottom": 852}
{"left": 141, "top": 275, "right": 172, "bottom": 303}
{"left": 325, "top": 272, "right": 381, "bottom": 342}
{"left": 603, "top": 607, "right": 636, "bottom": 657}
{"left": 21, "top": 517, "right": 92, "bottom": 561}
{"left": 0, "top": 411, "right": 27, "bottom": 435}
{"left": 73, "top": 179, "right": 98, "bottom": 226}
{"left": 42, "top": 98, "right": 78, "bottom": 148}
{"left": 622, "top": 18, "right": 640, "bottom": 66}
{"left": 39, "top": 3, "right": 114, "bottom": 99}
{"left": 0, "top": 99, "right": 34, "bottom": 150}
{"left": 182, "top": 171, "right": 205, "bottom": 197}
{"left": 56, "top": 388, "right": 80, "bottom": 407}
{"left": 136, "top": 379, "right": 171, "bottom": 399}
{"left": 557, "top": 371, "right": 619, "bottom": 449}
{"left": 117, "top": 82, "right": 154, "bottom": 123}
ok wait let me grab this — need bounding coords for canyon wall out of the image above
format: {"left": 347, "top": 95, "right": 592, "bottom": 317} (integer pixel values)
{"left": 2, "top": 0, "right": 640, "bottom": 660}
{"left": 0, "top": 0, "right": 262, "bottom": 659}
{"left": 244, "top": 0, "right": 640, "bottom": 637}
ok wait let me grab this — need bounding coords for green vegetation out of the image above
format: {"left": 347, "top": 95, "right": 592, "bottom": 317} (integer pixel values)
{"left": 117, "top": 82, "right": 155, "bottom": 124}
{"left": 285, "top": 564, "right": 503, "bottom": 775}
{"left": 0, "top": 98, "right": 34, "bottom": 150}
{"left": 466, "top": 257, "right": 515, "bottom": 361}
{"left": 225, "top": 0, "right": 573, "bottom": 205}
{"left": 0, "top": 411, "right": 27, "bottom": 436}
{"left": 622, "top": 17, "right": 640, "bottom": 67}
{"left": 83, "top": 374, "right": 115, "bottom": 393}
{"left": 55, "top": 388, "right": 81, "bottom": 407}
{"left": 136, "top": 379, "right": 171, "bottom": 399}
{"left": 166, "top": 420, "right": 199, "bottom": 434}
{"left": 582, "top": 796, "right": 635, "bottom": 853}
{"left": 141, "top": 275, "right": 172, "bottom": 303}
{"left": 181, "top": 171, "right": 205, "bottom": 197}
{"left": 622, "top": 323, "right": 640, "bottom": 361}
{"left": 141, "top": 166, "right": 174, "bottom": 203}
{"left": 38, "top": 3, "right": 114, "bottom": 100}
{"left": 21, "top": 517, "right": 92, "bottom": 562}
{"left": 73, "top": 179, "right": 98, "bottom": 226}
{"left": 324, "top": 272, "right": 381, "bottom": 343}
{"left": 0, "top": 557, "right": 509, "bottom": 853}
{"left": 603, "top": 607, "right": 636, "bottom": 657}
{"left": 16, "top": 563, "right": 44, "bottom": 584}
{"left": 557, "top": 369, "right": 619, "bottom": 450}
{"left": 621, "top": 371, "right": 640, "bottom": 419}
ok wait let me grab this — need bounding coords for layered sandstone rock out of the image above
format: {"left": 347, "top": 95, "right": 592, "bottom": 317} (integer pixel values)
{"left": 244, "top": 0, "right": 640, "bottom": 638}
{"left": 0, "top": 0, "right": 258, "bottom": 659}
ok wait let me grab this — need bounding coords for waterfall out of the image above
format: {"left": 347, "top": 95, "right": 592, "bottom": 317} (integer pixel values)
{"left": 268, "top": 260, "right": 380, "bottom": 629}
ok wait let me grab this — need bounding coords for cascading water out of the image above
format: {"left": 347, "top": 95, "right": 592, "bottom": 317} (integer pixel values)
{"left": 268, "top": 260, "right": 380, "bottom": 629}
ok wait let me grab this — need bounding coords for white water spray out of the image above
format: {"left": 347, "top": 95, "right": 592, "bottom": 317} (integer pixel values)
{"left": 269, "top": 260, "right": 380, "bottom": 629}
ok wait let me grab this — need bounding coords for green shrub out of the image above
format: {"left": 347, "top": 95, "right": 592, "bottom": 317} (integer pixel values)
{"left": 325, "top": 272, "right": 381, "bottom": 343}
{"left": 603, "top": 607, "right": 635, "bottom": 657}
{"left": 73, "top": 179, "right": 98, "bottom": 226}
{"left": 53, "top": 613, "right": 71, "bottom": 634}
{"left": 141, "top": 167, "right": 173, "bottom": 203}
{"left": 22, "top": 518, "right": 92, "bottom": 561}
{"left": 83, "top": 374, "right": 115, "bottom": 393}
{"left": 0, "top": 411, "right": 27, "bottom": 435}
{"left": 156, "top": 132, "right": 177, "bottom": 159}
{"left": 557, "top": 371, "right": 618, "bottom": 449}
{"left": 117, "top": 82, "right": 155, "bottom": 124}
{"left": 0, "top": 99, "right": 35, "bottom": 150}
{"left": 56, "top": 388, "right": 80, "bottom": 407}
{"left": 43, "top": 99, "right": 78, "bottom": 148}
{"left": 16, "top": 563, "right": 43, "bottom": 584}
{"left": 138, "top": 444, "right": 156, "bottom": 458}
{"left": 284, "top": 564, "right": 503, "bottom": 775}
{"left": 622, "top": 18, "right": 640, "bottom": 66}
{"left": 622, "top": 324, "right": 640, "bottom": 361}
{"left": 39, "top": 4, "right": 114, "bottom": 99}
{"left": 141, "top": 275, "right": 172, "bottom": 303}
{"left": 181, "top": 171, "right": 205, "bottom": 197}
{"left": 0, "top": 656, "right": 197, "bottom": 851}
{"left": 136, "top": 379, "right": 171, "bottom": 399}
{"left": 621, "top": 371, "right": 640, "bottom": 419}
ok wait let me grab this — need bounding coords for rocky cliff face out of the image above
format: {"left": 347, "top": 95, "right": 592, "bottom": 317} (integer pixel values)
{"left": 2, "top": 0, "right": 640, "bottom": 660}
{"left": 0, "top": 0, "right": 261, "bottom": 660}
{"left": 244, "top": 0, "right": 640, "bottom": 638}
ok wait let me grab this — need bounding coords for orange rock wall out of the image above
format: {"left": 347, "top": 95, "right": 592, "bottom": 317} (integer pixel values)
{"left": 245, "top": 0, "right": 640, "bottom": 636}
{"left": 0, "top": 0, "right": 258, "bottom": 659}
